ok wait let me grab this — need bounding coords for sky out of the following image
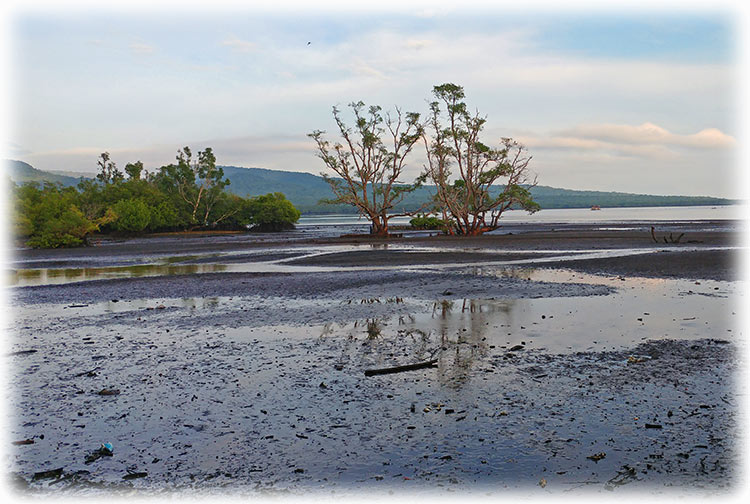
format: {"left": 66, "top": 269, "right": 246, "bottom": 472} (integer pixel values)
{"left": 3, "top": 0, "right": 747, "bottom": 199}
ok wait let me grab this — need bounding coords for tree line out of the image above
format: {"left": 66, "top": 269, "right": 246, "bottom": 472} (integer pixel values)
{"left": 310, "top": 82, "right": 540, "bottom": 236}
{"left": 12, "top": 147, "right": 300, "bottom": 248}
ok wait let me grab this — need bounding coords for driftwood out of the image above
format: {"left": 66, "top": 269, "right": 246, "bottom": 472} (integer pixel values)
{"left": 651, "top": 226, "right": 685, "bottom": 244}
{"left": 364, "top": 358, "right": 439, "bottom": 377}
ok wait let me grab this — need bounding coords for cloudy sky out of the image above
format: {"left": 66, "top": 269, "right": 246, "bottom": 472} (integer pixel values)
{"left": 4, "top": 1, "right": 745, "bottom": 198}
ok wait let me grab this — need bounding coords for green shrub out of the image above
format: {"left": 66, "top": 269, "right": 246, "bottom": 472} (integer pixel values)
{"left": 112, "top": 198, "right": 151, "bottom": 232}
{"left": 26, "top": 205, "right": 98, "bottom": 248}
{"left": 14, "top": 182, "right": 100, "bottom": 248}
{"left": 147, "top": 201, "right": 181, "bottom": 231}
{"left": 247, "top": 192, "right": 301, "bottom": 231}
{"left": 409, "top": 213, "right": 451, "bottom": 230}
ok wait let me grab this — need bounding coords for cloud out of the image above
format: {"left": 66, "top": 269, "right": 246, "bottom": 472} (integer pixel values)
{"left": 129, "top": 42, "right": 155, "bottom": 55}
{"left": 405, "top": 39, "right": 433, "bottom": 50}
{"left": 19, "top": 134, "right": 319, "bottom": 176}
{"left": 517, "top": 122, "right": 735, "bottom": 163}
{"left": 5, "top": 141, "right": 31, "bottom": 157}
{"left": 556, "top": 122, "right": 736, "bottom": 149}
{"left": 221, "top": 36, "right": 257, "bottom": 53}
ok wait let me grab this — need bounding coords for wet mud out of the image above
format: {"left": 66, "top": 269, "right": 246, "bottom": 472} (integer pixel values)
{"left": 5, "top": 228, "right": 744, "bottom": 497}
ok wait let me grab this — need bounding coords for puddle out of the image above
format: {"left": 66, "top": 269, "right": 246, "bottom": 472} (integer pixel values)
{"left": 12, "top": 268, "right": 741, "bottom": 356}
{"left": 7, "top": 263, "right": 229, "bottom": 287}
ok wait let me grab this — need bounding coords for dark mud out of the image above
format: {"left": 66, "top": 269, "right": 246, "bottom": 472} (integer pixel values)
{"left": 286, "top": 250, "right": 574, "bottom": 267}
{"left": 11, "top": 269, "right": 613, "bottom": 306}
{"left": 538, "top": 249, "right": 740, "bottom": 282}
{"left": 7, "top": 332, "right": 739, "bottom": 496}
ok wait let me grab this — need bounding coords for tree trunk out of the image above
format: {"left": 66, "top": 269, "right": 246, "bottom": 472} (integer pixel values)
{"left": 370, "top": 219, "right": 389, "bottom": 236}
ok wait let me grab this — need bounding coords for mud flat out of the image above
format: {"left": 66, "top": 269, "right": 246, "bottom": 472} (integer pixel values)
{"left": 5, "top": 224, "right": 745, "bottom": 497}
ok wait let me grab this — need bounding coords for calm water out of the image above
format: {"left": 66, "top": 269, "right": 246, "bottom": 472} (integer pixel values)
{"left": 297, "top": 205, "right": 746, "bottom": 227}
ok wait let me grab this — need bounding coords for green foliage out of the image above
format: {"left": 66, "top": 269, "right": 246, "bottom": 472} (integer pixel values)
{"left": 14, "top": 182, "right": 100, "bottom": 248}
{"left": 409, "top": 213, "right": 451, "bottom": 231}
{"left": 111, "top": 198, "right": 152, "bottom": 232}
{"left": 11, "top": 148, "right": 302, "bottom": 248}
{"left": 423, "top": 83, "right": 539, "bottom": 234}
{"left": 153, "top": 146, "right": 231, "bottom": 228}
{"left": 96, "top": 152, "right": 124, "bottom": 185}
{"left": 148, "top": 200, "right": 182, "bottom": 231}
{"left": 124, "top": 161, "right": 144, "bottom": 180}
{"left": 246, "top": 192, "right": 301, "bottom": 231}
{"left": 310, "top": 101, "right": 424, "bottom": 235}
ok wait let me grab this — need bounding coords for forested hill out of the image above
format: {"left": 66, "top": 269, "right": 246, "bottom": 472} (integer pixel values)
{"left": 6, "top": 160, "right": 737, "bottom": 213}
{"left": 218, "top": 165, "right": 736, "bottom": 213}
{"left": 7, "top": 159, "right": 85, "bottom": 187}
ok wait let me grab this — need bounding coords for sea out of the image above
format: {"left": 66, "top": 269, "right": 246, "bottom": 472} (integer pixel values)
{"left": 296, "top": 205, "right": 747, "bottom": 238}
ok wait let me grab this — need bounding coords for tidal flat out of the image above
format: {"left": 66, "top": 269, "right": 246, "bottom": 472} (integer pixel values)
{"left": 5, "top": 222, "right": 745, "bottom": 497}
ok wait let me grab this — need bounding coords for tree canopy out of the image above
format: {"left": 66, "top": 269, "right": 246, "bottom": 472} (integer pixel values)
{"left": 422, "top": 83, "right": 539, "bottom": 235}
{"left": 12, "top": 147, "right": 302, "bottom": 248}
{"left": 309, "top": 101, "right": 425, "bottom": 236}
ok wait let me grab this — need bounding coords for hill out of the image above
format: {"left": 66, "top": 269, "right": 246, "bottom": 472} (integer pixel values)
{"left": 218, "top": 165, "right": 736, "bottom": 213}
{"left": 5, "top": 160, "right": 737, "bottom": 213}
{"left": 6, "top": 159, "right": 86, "bottom": 187}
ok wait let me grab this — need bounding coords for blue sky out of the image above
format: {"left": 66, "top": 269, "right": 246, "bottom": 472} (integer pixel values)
{"left": 4, "top": 1, "right": 744, "bottom": 198}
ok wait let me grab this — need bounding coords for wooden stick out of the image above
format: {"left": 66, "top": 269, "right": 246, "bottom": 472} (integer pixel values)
{"left": 364, "top": 358, "right": 439, "bottom": 377}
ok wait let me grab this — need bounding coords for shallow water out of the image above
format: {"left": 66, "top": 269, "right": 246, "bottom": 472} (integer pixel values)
{"left": 7, "top": 244, "right": 738, "bottom": 288}
{"left": 298, "top": 205, "right": 747, "bottom": 227}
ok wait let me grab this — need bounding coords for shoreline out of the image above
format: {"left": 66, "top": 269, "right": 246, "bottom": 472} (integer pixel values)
{"left": 8, "top": 222, "right": 743, "bottom": 286}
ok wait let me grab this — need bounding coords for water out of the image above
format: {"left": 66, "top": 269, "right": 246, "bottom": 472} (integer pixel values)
{"left": 298, "top": 205, "right": 746, "bottom": 228}
{"left": 7, "top": 244, "right": 737, "bottom": 288}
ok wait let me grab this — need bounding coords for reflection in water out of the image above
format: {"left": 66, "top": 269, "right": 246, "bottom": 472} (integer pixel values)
{"left": 432, "top": 298, "right": 519, "bottom": 389}
{"left": 469, "top": 265, "right": 537, "bottom": 280}
{"left": 8, "top": 263, "right": 228, "bottom": 287}
{"left": 321, "top": 298, "right": 522, "bottom": 390}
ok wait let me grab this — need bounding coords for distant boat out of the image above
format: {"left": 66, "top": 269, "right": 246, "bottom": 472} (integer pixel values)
{"left": 590, "top": 205, "right": 601, "bottom": 211}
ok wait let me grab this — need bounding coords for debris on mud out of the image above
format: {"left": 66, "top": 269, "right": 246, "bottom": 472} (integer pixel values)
{"left": 32, "top": 468, "right": 63, "bottom": 481}
{"left": 122, "top": 471, "right": 147, "bottom": 480}
{"left": 84, "top": 444, "right": 113, "bottom": 465}
{"left": 605, "top": 465, "right": 638, "bottom": 490}
{"left": 364, "top": 358, "right": 439, "bottom": 376}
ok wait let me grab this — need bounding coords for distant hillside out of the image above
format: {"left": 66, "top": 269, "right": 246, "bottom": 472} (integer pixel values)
{"left": 219, "top": 165, "right": 736, "bottom": 213}
{"left": 6, "top": 159, "right": 86, "bottom": 187}
{"left": 5, "top": 160, "right": 737, "bottom": 213}
{"left": 46, "top": 169, "right": 95, "bottom": 179}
